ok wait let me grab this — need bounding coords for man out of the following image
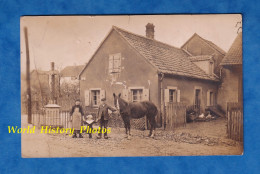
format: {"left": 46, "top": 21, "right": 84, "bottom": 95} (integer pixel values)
{"left": 96, "top": 98, "right": 116, "bottom": 139}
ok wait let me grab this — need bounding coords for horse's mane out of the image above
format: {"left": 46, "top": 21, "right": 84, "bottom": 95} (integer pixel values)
{"left": 119, "top": 97, "right": 128, "bottom": 106}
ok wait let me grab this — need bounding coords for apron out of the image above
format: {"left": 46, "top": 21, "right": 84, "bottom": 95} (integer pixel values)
{"left": 72, "top": 108, "right": 82, "bottom": 130}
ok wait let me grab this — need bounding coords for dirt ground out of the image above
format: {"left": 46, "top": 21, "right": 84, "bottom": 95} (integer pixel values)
{"left": 21, "top": 115, "right": 243, "bottom": 157}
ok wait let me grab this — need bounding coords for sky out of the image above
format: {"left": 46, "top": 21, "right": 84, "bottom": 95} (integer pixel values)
{"left": 20, "top": 14, "right": 242, "bottom": 73}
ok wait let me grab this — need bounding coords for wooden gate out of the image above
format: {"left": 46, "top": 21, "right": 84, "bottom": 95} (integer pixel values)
{"left": 165, "top": 102, "right": 186, "bottom": 130}
{"left": 227, "top": 102, "right": 243, "bottom": 142}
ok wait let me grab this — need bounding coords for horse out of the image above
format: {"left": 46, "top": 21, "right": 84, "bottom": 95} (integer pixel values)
{"left": 113, "top": 93, "right": 158, "bottom": 139}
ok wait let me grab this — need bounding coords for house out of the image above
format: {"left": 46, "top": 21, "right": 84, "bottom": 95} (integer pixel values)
{"left": 59, "top": 65, "right": 84, "bottom": 110}
{"left": 181, "top": 33, "right": 226, "bottom": 76}
{"left": 60, "top": 65, "right": 85, "bottom": 84}
{"left": 218, "top": 32, "right": 242, "bottom": 111}
{"left": 79, "top": 23, "right": 220, "bottom": 127}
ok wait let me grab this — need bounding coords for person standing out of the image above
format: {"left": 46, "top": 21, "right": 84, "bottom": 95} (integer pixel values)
{"left": 70, "top": 99, "right": 84, "bottom": 138}
{"left": 96, "top": 98, "right": 116, "bottom": 139}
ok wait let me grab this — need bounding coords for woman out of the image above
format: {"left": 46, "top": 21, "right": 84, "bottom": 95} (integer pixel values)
{"left": 70, "top": 99, "right": 84, "bottom": 138}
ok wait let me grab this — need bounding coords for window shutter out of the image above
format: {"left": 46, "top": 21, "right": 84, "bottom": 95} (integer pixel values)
{"left": 207, "top": 90, "right": 210, "bottom": 106}
{"left": 164, "top": 89, "right": 169, "bottom": 105}
{"left": 143, "top": 89, "right": 150, "bottom": 101}
{"left": 100, "top": 90, "right": 106, "bottom": 101}
{"left": 108, "top": 55, "right": 113, "bottom": 73}
{"left": 122, "top": 89, "right": 129, "bottom": 101}
{"left": 84, "top": 90, "right": 90, "bottom": 106}
{"left": 177, "top": 90, "right": 181, "bottom": 102}
{"left": 113, "top": 53, "right": 121, "bottom": 72}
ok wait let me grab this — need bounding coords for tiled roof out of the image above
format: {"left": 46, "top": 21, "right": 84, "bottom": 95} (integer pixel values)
{"left": 113, "top": 26, "right": 218, "bottom": 81}
{"left": 220, "top": 32, "right": 242, "bottom": 65}
{"left": 189, "top": 55, "right": 213, "bottom": 62}
{"left": 60, "top": 65, "right": 85, "bottom": 77}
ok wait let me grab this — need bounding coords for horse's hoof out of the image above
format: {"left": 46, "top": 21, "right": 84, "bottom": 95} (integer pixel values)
{"left": 127, "top": 135, "right": 131, "bottom": 140}
{"left": 150, "top": 134, "right": 154, "bottom": 138}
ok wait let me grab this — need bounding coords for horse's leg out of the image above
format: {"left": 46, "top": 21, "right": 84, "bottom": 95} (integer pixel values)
{"left": 147, "top": 116, "right": 152, "bottom": 137}
{"left": 126, "top": 118, "right": 131, "bottom": 139}
{"left": 128, "top": 120, "right": 131, "bottom": 137}
{"left": 123, "top": 120, "right": 128, "bottom": 138}
{"left": 150, "top": 116, "right": 156, "bottom": 138}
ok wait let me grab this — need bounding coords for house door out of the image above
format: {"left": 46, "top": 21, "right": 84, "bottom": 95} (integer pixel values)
{"left": 195, "top": 89, "right": 201, "bottom": 109}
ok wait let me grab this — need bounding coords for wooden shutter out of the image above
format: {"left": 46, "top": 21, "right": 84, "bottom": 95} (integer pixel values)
{"left": 164, "top": 89, "right": 169, "bottom": 105}
{"left": 85, "top": 90, "right": 90, "bottom": 106}
{"left": 143, "top": 89, "right": 150, "bottom": 101}
{"left": 108, "top": 55, "right": 113, "bottom": 73}
{"left": 177, "top": 90, "right": 181, "bottom": 102}
{"left": 113, "top": 53, "right": 121, "bottom": 72}
{"left": 100, "top": 90, "right": 106, "bottom": 100}
{"left": 122, "top": 89, "right": 129, "bottom": 101}
{"left": 207, "top": 90, "right": 210, "bottom": 106}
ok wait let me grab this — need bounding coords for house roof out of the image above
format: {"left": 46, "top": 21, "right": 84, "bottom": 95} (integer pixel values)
{"left": 189, "top": 55, "right": 213, "bottom": 62}
{"left": 113, "top": 26, "right": 218, "bottom": 81}
{"left": 31, "top": 69, "right": 49, "bottom": 75}
{"left": 60, "top": 65, "right": 85, "bottom": 77}
{"left": 220, "top": 32, "right": 242, "bottom": 65}
{"left": 181, "top": 33, "right": 226, "bottom": 56}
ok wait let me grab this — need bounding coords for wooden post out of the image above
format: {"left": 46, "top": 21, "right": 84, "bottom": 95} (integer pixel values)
{"left": 24, "top": 27, "right": 32, "bottom": 124}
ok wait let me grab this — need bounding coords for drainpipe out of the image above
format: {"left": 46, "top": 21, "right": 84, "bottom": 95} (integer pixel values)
{"left": 159, "top": 72, "right": 165, "bottom": 129}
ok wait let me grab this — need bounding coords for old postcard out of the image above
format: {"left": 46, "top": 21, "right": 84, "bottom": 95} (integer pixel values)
{"left": 20, "top": 15, "right": 243, "bottom": 157}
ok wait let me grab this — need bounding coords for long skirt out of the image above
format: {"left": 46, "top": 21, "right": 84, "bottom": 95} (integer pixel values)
{"left": 72, "top": 111, "right": 82, "bottom": 131}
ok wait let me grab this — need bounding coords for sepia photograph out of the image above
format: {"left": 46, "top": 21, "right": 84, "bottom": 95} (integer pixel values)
{"left": 20, "top": 14, "right": 243, "bottom": 157}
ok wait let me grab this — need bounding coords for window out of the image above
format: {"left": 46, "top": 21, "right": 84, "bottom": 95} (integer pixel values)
{"left": 207, "top": 90, "right": 215, "bottom": 106}
{"left": 131, "top": 89, "right": 143, "bottom": 102}
{"left": 164, "top": 87, "right": 180, "bottom": 104}
{"left": 210, "top": 91, "right": 214, "bottom": 106}
{"left": 85, "top": 89, "right": 105, "bottom": 107}
{"left": 91, "top": 90, "right": 100, "bottom": 106}
{"left": 109, "top": 53, "right": 121, "bottom": 73}
{"left": 169, "top": 89, "right": 177, "bottom": 103}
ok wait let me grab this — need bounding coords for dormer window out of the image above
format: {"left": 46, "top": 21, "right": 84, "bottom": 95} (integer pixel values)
{"left": 109, "top": 53, "right": 121, "bottom": 73}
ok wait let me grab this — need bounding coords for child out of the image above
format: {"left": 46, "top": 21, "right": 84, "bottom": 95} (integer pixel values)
{"left": 83, "top": 114, "right": 95, "bottom": 138}
{"left": 70, "top": 99, "right": 84, "bottom": 138}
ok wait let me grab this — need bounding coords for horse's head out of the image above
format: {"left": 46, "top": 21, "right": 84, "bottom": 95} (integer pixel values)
{"left": 113, "top": 93, "right": 121, "bottom": 111}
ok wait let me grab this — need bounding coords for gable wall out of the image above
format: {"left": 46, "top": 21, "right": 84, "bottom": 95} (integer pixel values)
{"left": 217, "top": 66, "right": 242, "bottom": 111}
{"left": 183, "top": 35, "right": 225, "bottom": 75}
{"left": 80, "top": 30, "right": 159, "bottom": 110}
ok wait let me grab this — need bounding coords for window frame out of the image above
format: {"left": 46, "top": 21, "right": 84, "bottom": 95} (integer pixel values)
{"left": 90, "top": 88, "right": 101, "bottom": 107}
{"left": 129, "top": 87, "right": 144, "bottom": 102}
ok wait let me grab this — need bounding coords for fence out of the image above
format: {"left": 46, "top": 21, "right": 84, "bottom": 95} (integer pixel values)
{"left": 32, "top": 109, "right": 146, "bottom": 130}
{"left": 32, "top": 110, "right": 71, "bottom": 129}
{"left": 109, "top": 114, "right": 146, "bottom": 130}
{"left": 227, "top": 102, "right": 243, "bottom": 142}
{"left": 165, "top": 102, "right": 186, "bottom": 130}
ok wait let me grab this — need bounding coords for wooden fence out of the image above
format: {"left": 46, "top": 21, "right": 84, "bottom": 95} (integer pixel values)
{"left": 227, "top": 102, "right": 243, "bottom": 142}
{"left": 32, "top": 110, "right": 71, "bottom": 129}
{"left": 165, "top": 102, "right": 186, "bottom": 130}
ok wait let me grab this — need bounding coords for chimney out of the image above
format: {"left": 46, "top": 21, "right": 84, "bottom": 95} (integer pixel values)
{"left": 146, "top": 23, "right": 155, "bottom": 39}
